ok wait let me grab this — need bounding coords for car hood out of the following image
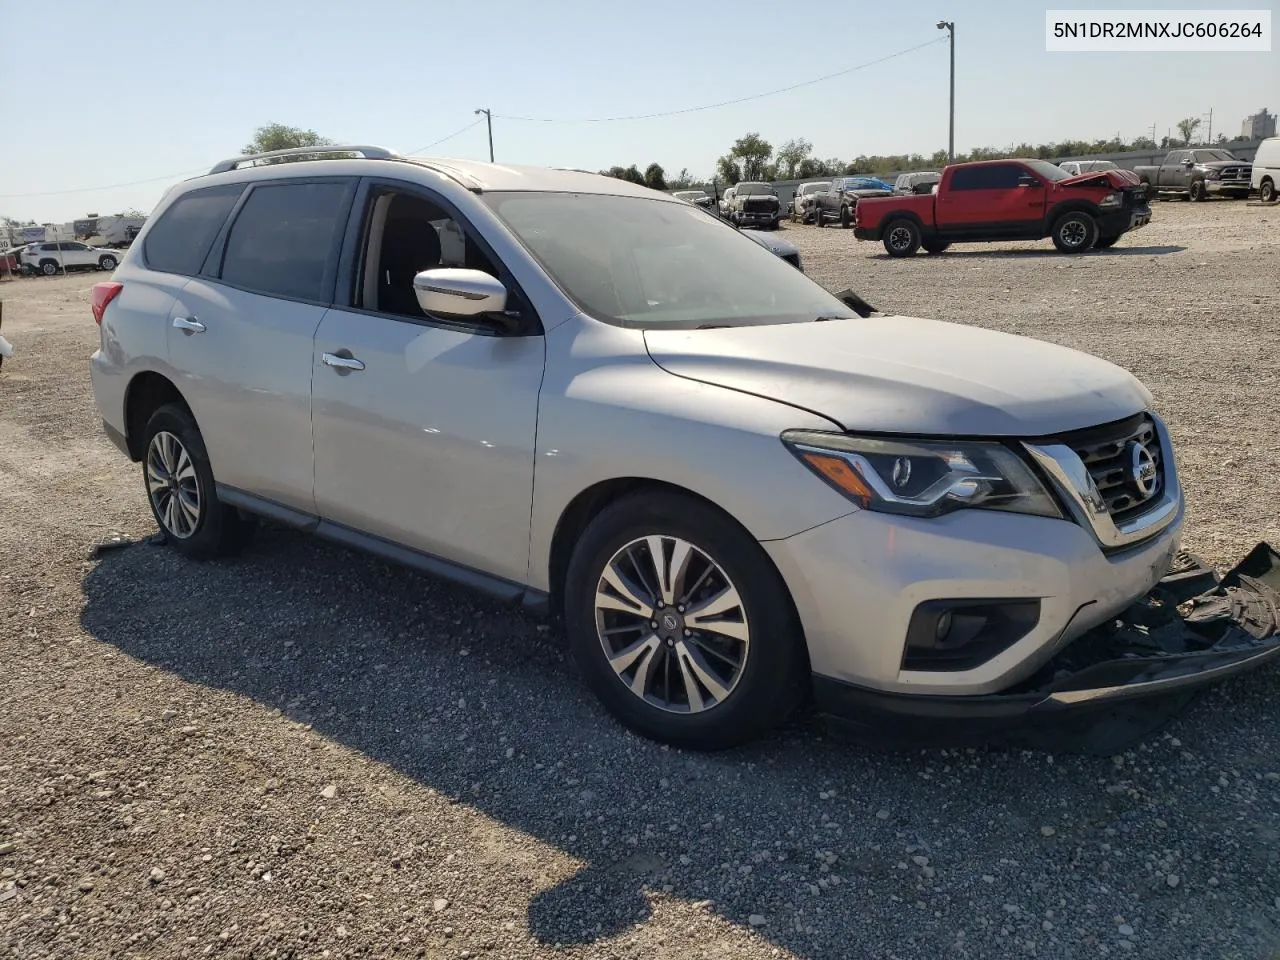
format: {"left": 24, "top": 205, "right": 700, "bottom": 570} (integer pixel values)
{"left": 1061, "top": 169, "right": 1142, "bottom": 189}
{"left": 643, "top": 315, "right": 1152, "bottom": 436}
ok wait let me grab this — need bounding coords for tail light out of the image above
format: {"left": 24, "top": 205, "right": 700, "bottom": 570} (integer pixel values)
{"left": 91, "top": 282, "right": 123, "bottom": 325}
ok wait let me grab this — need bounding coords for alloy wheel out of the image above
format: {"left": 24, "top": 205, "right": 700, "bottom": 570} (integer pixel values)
{"left": 146, "top": 430, "right": 202, "bottom": 539}
{"left": 593, "top": 535, "right": 750, "bottom": 714}
{"left": 1060, "top": 220, "right": 1088, "bottom": 248}
{"left": 888, "top": 226, "right": 914, "bottom": 251}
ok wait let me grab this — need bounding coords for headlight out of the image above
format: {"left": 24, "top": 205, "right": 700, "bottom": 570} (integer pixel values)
{"left": 1098, "top": 191, "right": 1124, "bottom": 209}
{"left": 781, "top": 430, "right": 1062, "bottom": 519}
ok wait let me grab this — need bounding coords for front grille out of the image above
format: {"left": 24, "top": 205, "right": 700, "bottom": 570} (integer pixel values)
{"left": 743, "top": 198, "right": 777, "bottom": 213}
{"left": 1059, "top": 414, "right": 1164, "bottom": 521}
{"left": 1218, "top": 166, "right": 1251, "bottom": 182}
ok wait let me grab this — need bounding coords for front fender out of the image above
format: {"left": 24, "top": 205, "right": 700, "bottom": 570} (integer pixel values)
{"left": 527, "top": 316, "right": 854, "bottom": 591}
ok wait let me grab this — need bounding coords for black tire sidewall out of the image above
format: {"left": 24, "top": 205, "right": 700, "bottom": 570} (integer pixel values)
{"left": 141, "top": 404, "right": 246, "bottom": 560}
{"left": 1052, "top": 212, "right": 1097, "bottom": 253}
{"left": 1189, "top": 180, "right": 1205, "bottom": 201}
{"left": 99, "top": 256, "right": 117, "bottom": 270}
{"left": 1263, "top": 180, "right": 1276, "bottom": 203}
{"left": 883, "top": 219, "right": 920, "bottom": 257}
{"left": 564, "top": 492, "right": 806, "bottom": 750}
{"left": 840, "top": 206, "right": 851, "bottom": 228}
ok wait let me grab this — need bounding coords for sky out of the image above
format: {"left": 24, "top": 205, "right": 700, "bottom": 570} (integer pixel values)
{"left": 1, "top": 0, "right": 1276, "bottom": 223}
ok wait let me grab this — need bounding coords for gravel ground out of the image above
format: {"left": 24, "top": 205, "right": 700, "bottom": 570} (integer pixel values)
{"left": 1, "top": 200, "right": 1278, "bottom": 959}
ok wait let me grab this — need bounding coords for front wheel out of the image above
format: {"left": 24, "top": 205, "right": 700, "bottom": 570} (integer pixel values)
{"left": 814, "top": 207, "right": 825, "bottom": 228}
{"left": 40, "top": 260, "right": 58, "bottom": 276}
{"left": 1189, "top": 179, "right": 1207, "bottom": 202}
{"left": 564, "top": 491, "right": 807, "bottom": 750}
{"left": 142, "top": 404, "right": 253, "bottom": 560}
{"left": 1261, "top": 178, "right": 1276, "bottom": 203}
{"left": 839, "top": 205, "right": 851, "bottom": 229}
{"left": 98, "top": 254, "right": 118, "bottom": 271}
{"left": 1050, "top": 211, "right": 1098, "bottom": 253}
{"left": 883, "top": 219, "right": 921, "bottom": 257}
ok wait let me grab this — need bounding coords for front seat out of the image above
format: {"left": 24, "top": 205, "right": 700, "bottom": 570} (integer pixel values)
{"left": 379, "top": 218, "right": 442, "bottom": 316}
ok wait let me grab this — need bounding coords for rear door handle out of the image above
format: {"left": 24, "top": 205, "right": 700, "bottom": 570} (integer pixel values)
{"left": 322, "top": 351, "right": 365, "bottom": 372}
{"left": 172, "top": 317, "right": 205, "bottom": 334}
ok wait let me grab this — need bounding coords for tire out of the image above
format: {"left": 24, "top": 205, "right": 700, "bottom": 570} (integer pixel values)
{"left": 1261, "top": 178, "right": 1276, "bottom": 203}
{"left": 564, "top": 490, "right": 807, "bottom": 750}
{"left": 922, "top": 240, "right": 951, "bottom": 254}
{"left": 1093, "top": 234, "right": 1120, "bottom": 250}
{"left": 1138, "top": 179, "right": 1152, "bottom": 199}
{"left": 98, "top": 254, "right": 118, "bottom": 271}
{"left": 882, "top": 219, "right": 921, "bottom": 257}
{"left": 141, "top": 403, "right": 253, "bottom": 560}
{"left": 40, "top": 260, "right": 58, "bottom": 276}
{"left": 1189, "top": 179, "right": 1206, "bottom": 202}
{"left": 1050, "top": 211, "right": 1098, "bottom": 253}
{"left": 814, "top": 207, "right": 824, "bottom": 228}
{"left": 839, "top": 205, "right": 851, "bottom": 229}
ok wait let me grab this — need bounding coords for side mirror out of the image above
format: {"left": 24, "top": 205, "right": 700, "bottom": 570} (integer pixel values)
{"left": 1181, "top": 158, "right": 1194, "bottom": 166}
{"left": 413, "top": 268, "right": 515, "bottom": 331}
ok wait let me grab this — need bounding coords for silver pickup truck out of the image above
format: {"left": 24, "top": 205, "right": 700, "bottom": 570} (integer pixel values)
{"left": 1134, "top": 148, "right": 1253, "bottom": 201}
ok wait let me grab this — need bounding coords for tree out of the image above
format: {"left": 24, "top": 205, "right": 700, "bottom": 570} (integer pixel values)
{"left": 643, "top": 163, "right": 667, "bottom": 191}
{"left": 727, "top": 133, "right": 773, "bottom": 182}
{"left": 667, "top": 168, "right": 697, "bottom": 189}
{"left": 242, "top": 123, "right": 334, "bottom": 163}
{"left": 775, "top": 138, "right": 813, "bottom": 179}
{"left": 715, "top": 155, "right": 743, "bottom": 185}
{"left": 1176, "top": 117, "right": 1202, "bottom": 145}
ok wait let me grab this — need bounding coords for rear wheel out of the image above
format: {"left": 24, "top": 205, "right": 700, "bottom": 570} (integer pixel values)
{"left": 1261, "top": 178, "right": 1276, "bottom": 203}
{"left": 564, "top": 491, "right": 807, "bottom": 750}
{"left": 922, "top": 240, "right": 951, "bottom": 254}
{"left": 141, "top": 403, "right": 253, "bottom": 560}
{"left": 1050, "top": 211, "right": 1098, "bottom": 253}
{"left": 1189, "top": 179, "right": 1207, "bottom": 202}
{"left": 883, "top": 219, "right": 921, "bottom": 257}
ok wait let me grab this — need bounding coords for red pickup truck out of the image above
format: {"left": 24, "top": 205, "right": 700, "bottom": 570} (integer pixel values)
{"left": 853, "top": 158, "right": 1151, "bottom": 257}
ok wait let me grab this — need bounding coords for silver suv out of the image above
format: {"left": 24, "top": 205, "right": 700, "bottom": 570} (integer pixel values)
{"left": 92, "top": 145, "right": 1188, "bottom": 750}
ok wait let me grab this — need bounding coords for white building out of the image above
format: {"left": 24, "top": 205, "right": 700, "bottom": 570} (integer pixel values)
{"left": 1241, "top": 108, "right": 1277, "bottom": 140}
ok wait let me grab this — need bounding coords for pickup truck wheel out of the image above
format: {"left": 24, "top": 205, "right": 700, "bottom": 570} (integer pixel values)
{"left": 1189, "top": 180, "right": 1207, "bottom": 202}
{"left": 1050, "top": 212, "right": 1097, "bottom": 253}
{"left": 922, "top": 240, "right": 951, "bottom": 254}
{"left": 1260, "top": 178, "right": 1276, "bottom": 203}
{"left": 883, "top": 220, "right": 921, "bottom": 257}
{"left": 1093, "top": 234, "right": 1120, "bottom": 250}
{"left": 814, "top": 208, "right": 824, "bottom": 228}
{"left": 839, "top": 205, "right": 851, "bottom": 229}
{"left": 564, "top": 490, "right": 808, "bottom": 750}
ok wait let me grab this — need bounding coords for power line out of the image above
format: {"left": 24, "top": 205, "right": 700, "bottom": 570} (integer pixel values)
{"left": 494, "top": 36, "right": 948, "bottom": 123}
{"left": 406, "top": 119, "right": 485, "bottom": 155}
{"left": 2, "top": 120, "right": 486, "bottom": 200}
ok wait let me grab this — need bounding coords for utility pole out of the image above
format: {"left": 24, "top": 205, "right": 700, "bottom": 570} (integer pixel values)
{"left": 1204, "top": 107, "right": 1213, "bottom": 144}
{"left": 936, "top": 20, "right": 956, "bottom": 161}
{"left": 474, "top": 108, "right": 494, "bottom": 162}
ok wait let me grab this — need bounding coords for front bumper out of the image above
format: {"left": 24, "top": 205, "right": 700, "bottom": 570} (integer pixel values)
{"left": 1206, "top": 181, "right": 1251, "bottom": 196}
{"left": 1098, "top": 204, "right": 1151, "bottom": 235}
{"left": 812, "top": 544, "right": 1280, "bottom": 752}
{"left": 737, "top": 210, "right": 780, "bottom": 226}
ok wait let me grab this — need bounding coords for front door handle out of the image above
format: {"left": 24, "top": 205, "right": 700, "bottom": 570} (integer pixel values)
{"left": 172, "top": 316, "right": 205, "bottom": 334}
{"left": 322, "top": 351, "right": 365, "bottom": 372}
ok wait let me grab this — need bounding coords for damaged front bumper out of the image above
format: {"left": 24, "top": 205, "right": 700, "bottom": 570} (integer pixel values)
{"left": 816, "top": 543, "right": 1280, "bottom": 753}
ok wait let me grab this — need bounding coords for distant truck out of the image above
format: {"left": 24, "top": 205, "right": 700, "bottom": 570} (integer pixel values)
{"left": 1133, "top": 149, "right": 1253, "bottom": 201}
{"left": 853, "top": 158, "right": 1150, "bottom": 256}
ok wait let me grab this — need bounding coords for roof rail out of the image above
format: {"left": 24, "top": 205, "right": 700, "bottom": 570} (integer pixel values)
{"left": 208, "top": 145, "right": 400, "bottom": 175}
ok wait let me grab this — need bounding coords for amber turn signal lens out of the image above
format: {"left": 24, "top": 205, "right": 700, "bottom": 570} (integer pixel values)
{"left": 801, "top": 452, "right": 873, "bottom": 509}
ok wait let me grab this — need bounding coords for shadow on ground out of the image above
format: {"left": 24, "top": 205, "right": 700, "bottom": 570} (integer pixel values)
{"left": 871, "top": 245, "right": 1187, "bottom": 260}
{"left": 78, "top": 525, "right": 1275, "bottom": 957}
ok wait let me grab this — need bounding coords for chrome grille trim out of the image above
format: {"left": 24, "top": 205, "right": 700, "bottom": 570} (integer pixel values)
{"left": 1023, "top": 413, "right": 1181, "bottom": 550}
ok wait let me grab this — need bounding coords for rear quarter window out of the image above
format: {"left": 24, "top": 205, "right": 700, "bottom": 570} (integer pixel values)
{"left": 143, "top": 184, "right": 244, "bottom": 276}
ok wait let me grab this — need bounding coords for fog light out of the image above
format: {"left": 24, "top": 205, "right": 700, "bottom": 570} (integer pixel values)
{"left": 935, "top": 610, "right": 953, "bottom": 641}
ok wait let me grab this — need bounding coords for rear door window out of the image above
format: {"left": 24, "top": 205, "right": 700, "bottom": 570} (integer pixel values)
{"left": 951, "top": 165, "right": 1022, "bottom": 190}
{"left": 219, "top": 181, "right": 353, "bottom": 303}
{"left": 144, "top": 184, "right": 244, "bottom": 276}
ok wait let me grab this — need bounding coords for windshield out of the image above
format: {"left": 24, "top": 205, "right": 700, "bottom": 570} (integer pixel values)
{"left": 1024, "top": 159, "right": 1074, "bottom": 181}
{"left": 480, "top": 192, "right": 857, "bottom": 330}
{"left": 800, "top": 182, "right": 830, "bottom": 194}
{"left": 735, "top": 183, "right": 777, "bottom": 196}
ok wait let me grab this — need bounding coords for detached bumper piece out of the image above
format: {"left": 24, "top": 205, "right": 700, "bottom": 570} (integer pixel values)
{"left": 816, "top": 543, "right": 1280, "bottom": 755}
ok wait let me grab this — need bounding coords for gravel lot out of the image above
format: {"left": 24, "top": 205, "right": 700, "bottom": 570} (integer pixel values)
{"left": 2, "top": 200, "right": 1278, "bottom": 959}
